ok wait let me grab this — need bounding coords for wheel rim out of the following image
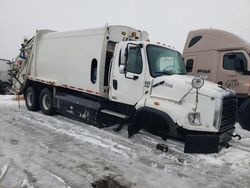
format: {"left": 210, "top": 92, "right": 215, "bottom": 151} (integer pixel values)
{"left": 42, "top": 94, "right": 51, "bottom": 110}
{"left": 27, "top": 92, "right": 33, "bottom": 107}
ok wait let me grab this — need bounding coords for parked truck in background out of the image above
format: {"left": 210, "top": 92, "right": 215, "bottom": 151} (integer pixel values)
{"left": 11, "top": 25, "right": 237, "bottom": 153}
{"left": 183, "top": 29, "right": 250, "bottom": 130}
{"left": 0, "top": 59, "right": 11, "bottom": 94}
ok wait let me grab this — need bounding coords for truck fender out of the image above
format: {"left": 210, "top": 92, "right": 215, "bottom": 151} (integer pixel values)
{"left": 135, "top": 95, "right": 178, "bottom": 126}
{"left": 128, "top": 106, "right": 179, "bottom": 139}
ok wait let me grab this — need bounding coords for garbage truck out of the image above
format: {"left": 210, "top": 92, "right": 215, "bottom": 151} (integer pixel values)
{"left": 183, "top": 29, "right": 250, "bottom": 130}
{"left": 0, "top": 58, "right": 11, "bottom": 94}
{"left": 11, "top": 25, "right": 237, "bottom": 153}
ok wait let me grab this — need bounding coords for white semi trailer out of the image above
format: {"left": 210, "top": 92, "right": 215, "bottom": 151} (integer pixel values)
{"left": 11, "top": 25, "right": 237, "bottom": 153}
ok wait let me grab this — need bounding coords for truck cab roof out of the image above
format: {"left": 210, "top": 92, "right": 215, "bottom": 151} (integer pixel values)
{"left": 183, "top": 29, "right": 250, "bottom": 54}
{"left": 124, "top": 40, "right": 180, "bottom": 53}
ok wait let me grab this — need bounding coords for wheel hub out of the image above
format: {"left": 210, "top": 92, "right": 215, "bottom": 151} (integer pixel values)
{"left": 42, "top": 94, "right": 51, "bottom": 110}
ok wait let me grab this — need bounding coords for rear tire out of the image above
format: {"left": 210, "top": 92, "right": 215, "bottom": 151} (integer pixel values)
{"left": 1, "top": 82, "right": 10, "bottom": 94}
{"left": 25, "top": 87, "right": 39, "bottom": 111}
{"left": 239, "top": 99, "right": 250, "bottom": 130}
{"left": 39, "top": 88, "right": 54, "bottom": 115}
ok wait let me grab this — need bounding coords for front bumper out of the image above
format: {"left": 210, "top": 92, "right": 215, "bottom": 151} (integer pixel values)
{"left": 184, "top": 128, "right": 235, "bottom": 153}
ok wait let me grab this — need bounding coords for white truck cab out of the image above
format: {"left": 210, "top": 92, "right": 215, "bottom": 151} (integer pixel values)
{"left": 109, "top": 41, "right": 236, "bottom": 151}
{"left": 10, "top": 25, "right": 237, "bottom": 153}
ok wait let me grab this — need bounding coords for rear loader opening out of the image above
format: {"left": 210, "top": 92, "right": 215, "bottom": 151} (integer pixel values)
{"left": 104, "top": 41, "right": 116, "bottom": 86}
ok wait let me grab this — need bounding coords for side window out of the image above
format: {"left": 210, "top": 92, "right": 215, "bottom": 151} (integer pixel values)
{"left": 91, "top": 58, "right": 97, "bottom": 84}
{"left": 127, "top": 48, "right": 143, "bottom": 74}
{"left": 188, "top": 36, "right": 202, "bottom": 48}
{"left": 118, "top": 49, "right": 122, "bottom": 66}
{"left": 186, "top": 59, "right": 194, "bottom": 73}
{"left": 223, "top": 53, "right": 247, "bottom": 70}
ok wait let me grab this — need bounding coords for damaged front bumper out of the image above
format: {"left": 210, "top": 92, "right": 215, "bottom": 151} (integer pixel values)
{"left": 184, "top": 128, "right": 235, "bottom": 153}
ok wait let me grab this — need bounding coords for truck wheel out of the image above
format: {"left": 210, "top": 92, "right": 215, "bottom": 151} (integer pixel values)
{"left": 39, "top": 88, "right": 54, "bottom": 115}
{"left": 239, "top": 99, "right": 250, "bottom": 130}
{"left": 25, "top": 87, "right": 39, "bottom": 111}
{"left": 128, "top": 110, "right": 172, "bottom": 140}
{"left": 1, "top": 82, "right": 10, "bottom": 94}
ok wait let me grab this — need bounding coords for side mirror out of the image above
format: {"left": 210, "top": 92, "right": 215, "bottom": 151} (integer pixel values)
{"left": 119, "top": 65, "right": 126, "bottom": 74}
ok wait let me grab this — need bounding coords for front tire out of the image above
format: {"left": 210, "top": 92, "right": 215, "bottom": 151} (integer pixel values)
{"left": 239, "top": 99, "right": 250, "bottom": 130}
{"left": 25, "top": 87, "right": 39, "bottom": 111}
{"left": 128, "top": 110, "right": 172, "bottom": 140}
{"left": 39, "top": 88, "right": 54, "bottom": 115}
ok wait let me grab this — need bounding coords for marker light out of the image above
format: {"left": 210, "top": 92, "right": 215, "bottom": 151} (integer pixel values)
{"left": 154, "top": 101, "right": 160, "bottom": 106}
{"left": 131, "top": 32, "right": 137, "bottom": 37}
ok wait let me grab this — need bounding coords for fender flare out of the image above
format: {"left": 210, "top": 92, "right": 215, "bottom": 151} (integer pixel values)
{"left": 128, "top": 106, "right": 181, "bottom": 138}
{"left": 134, "top": 106, "right": 175, "bottom": 125}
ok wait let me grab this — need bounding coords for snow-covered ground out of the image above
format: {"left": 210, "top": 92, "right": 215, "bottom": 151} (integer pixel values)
{"left": 0, "top": 95, "right": 250, "bottom": 188}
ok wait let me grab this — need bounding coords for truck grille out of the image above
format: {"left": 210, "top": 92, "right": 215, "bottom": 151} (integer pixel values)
{"left": 220, "top": 95, "right": 237, "bottom": 132}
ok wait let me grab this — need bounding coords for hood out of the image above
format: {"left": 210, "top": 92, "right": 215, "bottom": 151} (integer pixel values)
{"left": 151, "top": 75, "right": 233, "bottom": 102}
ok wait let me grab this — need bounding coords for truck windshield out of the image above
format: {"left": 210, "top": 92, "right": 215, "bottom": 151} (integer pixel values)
{"left": 146, "top": 45, "right": 186, "bottom": 77}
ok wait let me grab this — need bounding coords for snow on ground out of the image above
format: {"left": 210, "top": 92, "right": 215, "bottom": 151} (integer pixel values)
{"left": 0, "top": 95, "right": 250, "bottom": 188}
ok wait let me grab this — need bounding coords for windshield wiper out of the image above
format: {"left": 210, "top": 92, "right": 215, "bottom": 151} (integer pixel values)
{"left": 154, "top": 71, "right": 173, "bottom": 75}
{"left": 176, "top": 72, "right": 186, "bottom": 75}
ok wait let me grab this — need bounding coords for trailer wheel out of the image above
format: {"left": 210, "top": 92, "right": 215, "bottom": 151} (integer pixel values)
{"left": 25, "top": 87, "right": 39, "bottom": 111}
{"left": 239, "top": 99, "right": 250, "bottom": 130}
{"left": 39, "top": 88, "right": 54, "bottom": 115}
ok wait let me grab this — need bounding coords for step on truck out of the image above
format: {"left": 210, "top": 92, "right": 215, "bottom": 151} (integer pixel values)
{"left": 11, "top": 25, "right": 237, "bottom": 153}
{"left": 183, "top": 29, "right": 250, "bottom": 130}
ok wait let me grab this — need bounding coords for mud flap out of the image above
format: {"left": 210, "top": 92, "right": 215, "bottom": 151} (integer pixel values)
{"left": 184, "top": 134, "right": 220, "bottom": 153}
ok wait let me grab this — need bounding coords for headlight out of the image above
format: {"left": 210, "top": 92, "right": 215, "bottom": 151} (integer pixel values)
{"left": 188, "top": 112, "right": 201, "bottom": 126}
{"left": 213, "top": 110, "right": 221, "bottom": 129}
{"left": 191, "top": 77, "right": 204, "bottom": 89}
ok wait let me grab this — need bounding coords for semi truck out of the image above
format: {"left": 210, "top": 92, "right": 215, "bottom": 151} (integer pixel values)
{"left": 11, "top": 25, "right": 237, "bottom": 153}
{"left": 0, "top": 59, "right": 11, "bottom": 94}
{"left": 183, "top": 29, "right": 250, "bottom": 130}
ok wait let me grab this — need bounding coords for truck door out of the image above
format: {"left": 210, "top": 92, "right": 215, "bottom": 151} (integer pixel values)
{"left": 109, "top": 43, "right": 146, "bottom": 105}
{"left": 218, "top": 50, "right": 249, "bottom": 95}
